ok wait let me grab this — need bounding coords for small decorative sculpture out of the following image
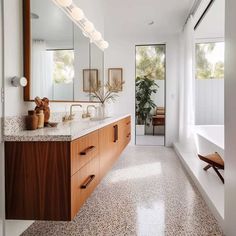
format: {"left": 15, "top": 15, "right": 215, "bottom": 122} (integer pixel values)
{"left": 34, "top": 97, "right": 50, "bottom": 125}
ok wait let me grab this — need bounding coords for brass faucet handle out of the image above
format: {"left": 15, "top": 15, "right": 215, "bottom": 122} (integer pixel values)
{"left": 62, "top": 115, "right": 70, "bottom": 122}
{"left": 69, "top": 113, "right": 75, "bottom": 120}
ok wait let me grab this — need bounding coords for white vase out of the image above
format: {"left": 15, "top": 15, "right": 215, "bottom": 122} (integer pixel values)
{"left": 97, "top": 103, "right": 106, "bottom": 119}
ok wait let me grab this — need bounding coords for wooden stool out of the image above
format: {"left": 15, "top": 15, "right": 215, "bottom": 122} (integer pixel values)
{"left": 198, "top": 152, "right": 224, "bottom": 184}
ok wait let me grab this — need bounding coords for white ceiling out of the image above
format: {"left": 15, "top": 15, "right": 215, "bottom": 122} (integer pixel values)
{"left": 195, "top": 0, "right": 225, "bottom": 39}
{"left": 31, "top": 0, "right": 73, "bottom": 43}
{"left": 104, "top": 0, "right": 195, "bottom": 38}
{"left": 32, "top": 0, "right": 202, "bottom": 42}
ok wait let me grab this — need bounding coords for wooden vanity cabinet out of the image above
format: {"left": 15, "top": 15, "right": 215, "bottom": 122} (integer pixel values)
{"left": 5, "top": 116, "right": 131, "bottom": 221}
{"left": 5, "top": 141, "right": 72, "bottom": 221}
{"left": 71, "top": 155, "right": 100, "bottom": 219}
{"left": 70, "top": 131, "right": 99, "bottom": 176}
{"left": 118, "top": 116, "right": 131, "bottom": 151}
{"left": 99, "top": 122, "right": 119, "bottom": 179}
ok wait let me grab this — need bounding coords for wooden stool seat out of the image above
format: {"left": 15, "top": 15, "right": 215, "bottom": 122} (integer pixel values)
{"left": 198, "top": 152, "right": 224, "bottom": 184}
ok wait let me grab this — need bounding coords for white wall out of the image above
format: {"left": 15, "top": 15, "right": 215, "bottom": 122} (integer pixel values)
{"left": 194, "top": 0, "right": 225, "bottom": 40}
{"left": 104, "top": 34, "right": 180, "bottom": 146}
{"left": 195, "top": 79, "right": 224, "bottom": 125}
{"left": 225, "top": 0, "right": 236, "bottom": 235}
{"left": 152, "top": 80, "right": 165, "bottom": 108}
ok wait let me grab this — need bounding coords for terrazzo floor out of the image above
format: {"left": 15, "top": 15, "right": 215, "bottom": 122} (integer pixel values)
{"left": 136, "top": 135, "right": 165, "bottom": 146}
{"left": 22, "top": 146, "right": 223, "bottom": 236}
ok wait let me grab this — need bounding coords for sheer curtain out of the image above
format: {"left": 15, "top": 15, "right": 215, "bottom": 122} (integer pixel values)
{"left": 179, "top": 16, "right": 195, "bottom": 144}
{"left": 31, "top": 40, "right": 53, "bottom": 99}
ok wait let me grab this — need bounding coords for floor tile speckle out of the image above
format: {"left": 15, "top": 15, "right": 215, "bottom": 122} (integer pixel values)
{"left": 21, "top": 146, "right": 223, "bottom": 236}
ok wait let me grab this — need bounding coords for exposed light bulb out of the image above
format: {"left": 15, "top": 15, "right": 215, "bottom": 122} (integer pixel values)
{"left": 53, "top": 0, "right": 109, "bottom": 50}
{"left": 101, "top": 41, "right": 109, "bottom": 49}
{"left": 92, "top": 31, "right": 102, "bottom": 41}
{"left": 56, "top": 0, "right": 72, "bottom": 7}
{"left": 82, "top": 31, "right": 89, "bottom": 38}
{"left": 71, "top": 7, "right": 84, "bottom": 21}
{"left": 84, "top": 21, "right": 94, "bottom": 33}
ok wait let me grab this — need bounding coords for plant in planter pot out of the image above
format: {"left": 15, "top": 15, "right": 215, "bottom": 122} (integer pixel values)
{"left": 135, "top": 76, "right": 158, "bottom": 135}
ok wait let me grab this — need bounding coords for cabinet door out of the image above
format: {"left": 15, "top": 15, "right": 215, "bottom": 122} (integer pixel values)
{"left": 99, "top": 123, "right": 118, "bottom": 179}
{"left": 71, "top": 131, "right": 99, "bottom": 176}
{"left": 118, "top": 116, "right": 131, "bottom": 151}
{"left": 124, "top": 116, "right": 131, "bottom": 146}
{"left": 71, "top": 156, "right": 99, "bottom": 219}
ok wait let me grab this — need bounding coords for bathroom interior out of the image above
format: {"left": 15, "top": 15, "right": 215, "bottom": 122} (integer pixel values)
{"left": 1, "top": 0, "right": 236, "bottom": 235}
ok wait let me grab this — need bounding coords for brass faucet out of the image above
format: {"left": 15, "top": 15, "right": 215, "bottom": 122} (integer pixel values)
{"left": 63, "top": 104, "right": 82, "bottom": 122}
{"left": 82, "top": 105, "right": 97, "bottom": 118}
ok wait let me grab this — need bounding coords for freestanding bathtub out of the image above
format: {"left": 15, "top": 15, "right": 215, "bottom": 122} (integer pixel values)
{"left": 194, "top": 125, "right": 224, "bottom": 159}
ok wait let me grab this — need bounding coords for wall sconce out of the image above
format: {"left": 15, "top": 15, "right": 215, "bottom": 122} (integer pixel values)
{"left": 11, "top": 77, "right": 28, "bottom": 87}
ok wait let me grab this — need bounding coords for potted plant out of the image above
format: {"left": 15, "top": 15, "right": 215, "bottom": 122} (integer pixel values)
{"left": 135, "top": 76, "right": 158, "bottom": 135}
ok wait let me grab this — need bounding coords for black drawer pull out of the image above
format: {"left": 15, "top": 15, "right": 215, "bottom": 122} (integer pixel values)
{"left": 81, "top": 175, "right": 95, "bottom": 189}
{"left": 80, "top": 146, "right": 96, "bottom": 155}
{"left": 127, "top": 133, "right": 131, "bottom": 138}
{"left": 113, "top": 125, "right": 118, "bottom": 143}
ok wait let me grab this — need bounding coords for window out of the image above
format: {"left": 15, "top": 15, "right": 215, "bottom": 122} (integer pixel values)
{"left": 136, "top": 45, "right": 165, "bottom": 80}
{"left": 195, "top": 42, "right": 224, "bottom": 79}
{"left": 49, "top": 50, "right": 75, "bottom": 84}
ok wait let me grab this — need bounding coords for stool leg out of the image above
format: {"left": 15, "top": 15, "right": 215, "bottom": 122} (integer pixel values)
{"left": 212, "top": 166, "right": 224, "bottom": 184}
{"left": 203, "top": 164, "right": 211, "bottom": 171}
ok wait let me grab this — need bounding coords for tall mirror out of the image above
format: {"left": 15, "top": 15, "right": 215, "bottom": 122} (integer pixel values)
{"left": 23, "top": 0, "right": 104, "bottom": 102}
{"left": 90, "top": 44, "right": 104, "bottom": 102}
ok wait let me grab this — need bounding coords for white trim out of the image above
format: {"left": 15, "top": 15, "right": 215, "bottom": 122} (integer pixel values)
{"left": 195, "top": 37, "right": 224, "bottom": 43}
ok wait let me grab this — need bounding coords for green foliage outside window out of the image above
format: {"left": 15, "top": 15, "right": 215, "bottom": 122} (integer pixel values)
{"left": 196, "top": 42, "right": 224, "bottom": 79}
{"left": 136, "top": 45, "right": 165, "bottom": 80}
{"left": 53, "top": 50, "right": 74, "bottom": 84}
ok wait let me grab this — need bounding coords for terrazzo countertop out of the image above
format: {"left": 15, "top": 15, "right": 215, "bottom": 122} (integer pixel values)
{"left": 4, "top": 114, "right": 131, "bottom": 142}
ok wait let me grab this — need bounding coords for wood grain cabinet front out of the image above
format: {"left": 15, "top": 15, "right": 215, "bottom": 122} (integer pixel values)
{"left": 71, "top": 131, "right": 99, "bottom": 176}
{"left": 5, "top": 116, "right": 131, "bottom": 221}
{"left": 99, "top": 122, "right": 119, "bottom": 179}
{"left": 118, "top": 116, "right": 131, "bottom": 151}
{"left": 71, "top": 156, "right": 99, "bottom": 219}
{"left": 5, "top": 141, "right": 71, "bottom": 221}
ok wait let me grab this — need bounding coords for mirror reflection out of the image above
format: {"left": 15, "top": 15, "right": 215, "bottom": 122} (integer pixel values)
{"left": 29, "top": 0, "right": 103, "bottom": 102}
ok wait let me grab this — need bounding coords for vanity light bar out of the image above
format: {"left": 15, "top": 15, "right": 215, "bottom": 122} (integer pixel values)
{"left": 51, "top": 0, "right": 109, "bottom": 50}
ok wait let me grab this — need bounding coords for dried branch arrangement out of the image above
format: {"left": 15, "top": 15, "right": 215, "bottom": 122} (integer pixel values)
{"left": 90, "top": 81, "right": 124, "bottom": 104}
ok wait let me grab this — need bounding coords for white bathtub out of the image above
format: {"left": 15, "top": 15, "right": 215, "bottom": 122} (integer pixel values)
{"left": 194, "top": 125, "right": 224, "bottom": 159}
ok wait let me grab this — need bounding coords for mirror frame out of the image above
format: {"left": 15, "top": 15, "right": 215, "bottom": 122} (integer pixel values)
{"left": 22, "top": 0, "right": 100, "bottom": 103}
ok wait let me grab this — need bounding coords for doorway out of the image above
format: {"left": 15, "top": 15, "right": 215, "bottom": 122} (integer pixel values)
{"left": 135, "top": 44, "right": 166, "bottom": 146}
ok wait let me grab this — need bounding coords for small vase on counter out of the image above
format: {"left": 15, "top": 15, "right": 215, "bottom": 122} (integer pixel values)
{"left": 37, "top": 110, "right": 45, "bottom": 128}
{"left": 25, "top": 110, "right": 38, "bottom": 130}
{"left": 97, "top": 103, "right": 106, "bottom": 119}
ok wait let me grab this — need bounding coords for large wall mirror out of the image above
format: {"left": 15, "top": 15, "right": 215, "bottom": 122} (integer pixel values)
{"left": 23, "top": 0, "right": 104, "bottom": 102}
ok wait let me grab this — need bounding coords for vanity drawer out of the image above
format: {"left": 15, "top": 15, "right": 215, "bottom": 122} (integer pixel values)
{"left": 71, "top": 156, "right": 99, "bottom": 219}
{"left": 120, "top": 116, "right": 131, "bottom": 146}
{"left": 125, "top": 116, "right": 131, "bottom": 126}
{"left": 71, "top": 131, "right": 99, "bottom": 176}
